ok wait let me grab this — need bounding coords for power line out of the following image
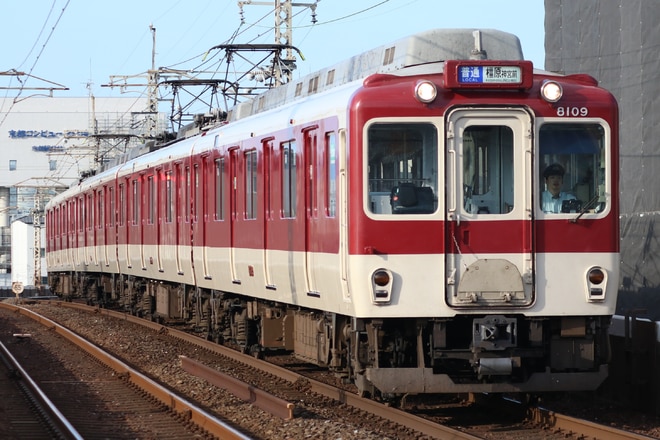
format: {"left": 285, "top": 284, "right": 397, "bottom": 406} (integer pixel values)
{"left": 0, "top": 0, "right": 71, "bottom": 130}
{"left": 16, "top": 0, "right": 58, "bottom": 70}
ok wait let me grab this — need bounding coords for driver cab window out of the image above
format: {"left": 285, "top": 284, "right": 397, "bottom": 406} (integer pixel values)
{"left": 539, "top": 123, "right": 605, "bottom": 214}
{"left": 367, "top": 122, "right": 438, "bottom": 215}
{"left": 462, "top": 125, "right": 514, "bottom": 215}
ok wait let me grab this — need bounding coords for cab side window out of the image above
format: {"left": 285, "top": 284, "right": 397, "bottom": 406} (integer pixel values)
{"left": 539, "top": 123, "right": 606, "bottom": 214}
{"left": 367, "top": 122, "right": 438, "bottom": 215}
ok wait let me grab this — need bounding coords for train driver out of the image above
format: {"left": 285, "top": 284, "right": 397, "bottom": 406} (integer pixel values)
{"left": 541, "top": 163, "right": 576, "bottom": 213}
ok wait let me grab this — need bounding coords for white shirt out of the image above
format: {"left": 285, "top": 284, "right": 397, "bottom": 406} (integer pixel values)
{"left": 541, "top": 191, "right": 576, "bottom": 213}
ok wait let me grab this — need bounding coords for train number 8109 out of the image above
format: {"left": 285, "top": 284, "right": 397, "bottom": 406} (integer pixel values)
{"left": 556, "top": 106, "right": 588, "bottom": 117}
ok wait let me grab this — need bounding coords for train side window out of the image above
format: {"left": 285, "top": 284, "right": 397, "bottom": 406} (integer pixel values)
{"left": 539, "top": 123, "right": 606, "bottom": 214}
{"left": 214, "top": 160, "right": 224, "bottom": 220}
{"left": 147, "top": 175, "right": 155, "bottom": 225}
{"left": 75, "top": 198, "right": 80, "bottom": 234}
{"left": 109, "top": 186, "right": 115, "bottom": 228}
{"left": 305, "top": 132, "right": 317, "bottom": 218}
{"left": 119, "top": 183, "right": 126, "bottom": 227}
{"left": 263, "top": 141, "right": 273, "bottom": 220}
{"left": 462, "top": 125, "right": 514, "bottom": 215}
{"left": 192, "top": 165, "right": 199, "bottom": 223}
{"left": 176, "top": 165, "right": 185, "bottom": 223}
{"left": 185, "top": 167, "right": 191, "bottom": 223}
{"left": 282, "top": 141, "right": 297, "bottom": 218}
{"left": 201, "top": 159, "right": 210, "bottom": 223}
{"left": 87, "top": 193, "right": 93, "bottom": 231}
{"left": 82, "top": 195, "right": 87, "bottom": 231}
{"left": 367, "top": 122, "right": 438, "bottom": 215}
{"left": 165, "top": 171, "right": 173, "bottom": 223}
{"left": 245, "top": 150, "right": 258, "bottom": 220}
{"left": 325, "top": 132, "right": 337, "bottom": 217}
{"left": 53, "top": 208, "right": 58, "bottom": 239}
{"left": 79, "top": 197, "right": 84, "bottom": 233}
{"left": 97, "top": 189, "right": 104, "bottom": 229}
{"left": 132, "top": 179, "right": 139, "bottom": 226}
{"left": 69, "top": 201, "right": 75, "bottom": 234}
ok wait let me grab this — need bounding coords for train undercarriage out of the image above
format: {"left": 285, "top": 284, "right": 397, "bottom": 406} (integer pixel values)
{"left": 48, "top": 271, "right": 612, "bottom": 398}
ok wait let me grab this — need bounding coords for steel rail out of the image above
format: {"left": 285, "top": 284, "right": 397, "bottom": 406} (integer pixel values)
{"left": 0, "top": 302, "right": 252, "bottom": 440}
{"left": 52, "top": 301, "right": 481, "bottom": 439}
{"left": 0, "top": 340, "right": 83, "bottom": 440}
{"left": 14, "top": 301, "right": 654, "bottom": 439}
{"left": 528, "top": 406, "right": 657, "bottom": 440}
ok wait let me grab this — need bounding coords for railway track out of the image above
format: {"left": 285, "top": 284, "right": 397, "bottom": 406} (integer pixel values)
{"left": 0, "top": 336, "right": 81, "bottom": 439}
{"left": 0, "top": 301, "right": 249, "bottom": 439}
{"left": 3, "top": 300, "right": 655, "bottom": 440}
{"left": 33, "top": 300, "right": 480, "bottom": 439}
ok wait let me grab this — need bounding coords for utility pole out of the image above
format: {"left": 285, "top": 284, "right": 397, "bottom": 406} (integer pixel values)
{"left": 32, "top": 194, "right": 41, "bottom": 289}
{"left": 147, "top": 24, "right": 159, "bottom": 139}
{"left": 102, "top": 24, "right": 161, "bottom": 139}
{"left": 89, "top": 86, "right": 100, "bottom": 166}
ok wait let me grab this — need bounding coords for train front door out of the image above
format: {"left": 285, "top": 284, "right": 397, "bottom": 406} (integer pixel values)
{"left": 445, "top": 108, "right": 534, "bottom": 308}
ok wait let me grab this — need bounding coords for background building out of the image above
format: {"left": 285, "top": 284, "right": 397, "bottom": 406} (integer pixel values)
{"left": 0, "top": 96, "right": 152, "bottom": 289}
{"left": 545, "top": 0, "right": 660, "bottom": 317}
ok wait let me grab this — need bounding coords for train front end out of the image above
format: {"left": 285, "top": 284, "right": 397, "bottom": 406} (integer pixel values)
{"left": 347, "top": 56, "right": 619, "bottom": 397}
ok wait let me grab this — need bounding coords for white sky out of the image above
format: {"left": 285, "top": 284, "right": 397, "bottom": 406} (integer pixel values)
{"left": 1, "top": 0, "right": 545, "bottom": 98}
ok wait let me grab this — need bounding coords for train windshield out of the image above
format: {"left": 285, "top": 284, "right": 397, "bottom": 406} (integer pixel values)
{"left": 366, "top": 122, "right": 438, "bottom": 215}
{"left": 539, "top": 123, "right": 606, "bottom": 214}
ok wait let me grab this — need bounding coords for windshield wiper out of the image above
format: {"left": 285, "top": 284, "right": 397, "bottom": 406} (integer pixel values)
{"left": 571, "top": 194, "right": 600, "bottom": 223}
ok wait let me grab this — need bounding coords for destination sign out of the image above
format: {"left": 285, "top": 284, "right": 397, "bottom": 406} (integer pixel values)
{"left": 458, "top": 65, "right": 523, "bottom": 84}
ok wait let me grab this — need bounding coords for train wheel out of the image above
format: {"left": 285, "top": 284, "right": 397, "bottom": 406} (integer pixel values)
{"left": 249, "top": 344, "right": 264, "bottom": 359}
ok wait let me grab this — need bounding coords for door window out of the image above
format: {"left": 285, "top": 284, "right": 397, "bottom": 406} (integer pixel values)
{"left": 462, "top": 125, "right": 514, "bottom": 215}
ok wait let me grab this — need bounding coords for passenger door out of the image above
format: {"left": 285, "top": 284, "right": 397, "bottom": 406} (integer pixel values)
{"left": 445, "top": 108, "right": 534, "bottom": 307}
{"left": 229, "top": 148, "right": 240, "bottom": 283}
{"left": 304, "top": 127, "right": 319, "bottom": 295}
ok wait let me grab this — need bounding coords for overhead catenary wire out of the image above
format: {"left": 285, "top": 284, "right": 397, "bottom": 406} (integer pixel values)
{"left": 0, "top": 0, "right": 71, "bottom": 130}
{"left": 4, "top": 1, "right": 413, "bottom": 186}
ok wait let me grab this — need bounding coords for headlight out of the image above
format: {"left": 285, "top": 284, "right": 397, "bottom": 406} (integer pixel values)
{"left": 414, "top": 80, "right": 437, "bottom": 103}
{"left": 540, "top": 80, "right": 563, "bottom": 102}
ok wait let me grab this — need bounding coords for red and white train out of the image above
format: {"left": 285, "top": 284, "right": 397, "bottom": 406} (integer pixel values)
{"left": 46, "top": 29, "right": 620, "bottom": 397}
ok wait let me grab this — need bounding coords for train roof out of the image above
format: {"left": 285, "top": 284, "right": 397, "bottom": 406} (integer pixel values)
{"left": 88, "top": 29, "right": 527, "bottom": 184}
{"left": 228, "top": 28, "right": 524, "bottom": 122}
